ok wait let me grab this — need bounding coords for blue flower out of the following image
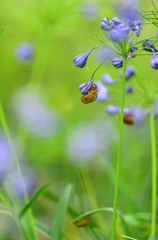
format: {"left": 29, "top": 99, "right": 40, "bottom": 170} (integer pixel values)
{"left": 125, "top": 66, "right": 135, "bottom": 80}
{"left": 129, "top": 20, "right": 142, "bottom": 37}
{"left": 79, "top": 80, "right": 92, "bottom": 94}
{"left": 101, "top": 74, "right": 116, "bottom": 85}
{"left": 126, "top": 86, "right": 133, "bottom": 93}
{"left": 15, "top": 43, "right": 34, "bottom": 62}
{"left": 73, "top": 49, "right": 93, "bottom": 68}
{"left": 142, "top": 39, "right": 158, "bottom": 53}
{"left": 150, "top": 54, "right": 158, "bottom": 69}
{"left": 106, "top": 105, "right": 120, "bottom": 115}
{"left": 100, "top": 18, "right": 110, "bottom": 31}
{"left": 95, "top": 81, "right": 109, "bottom": 101}
{"left": 109, "top": 23, "right": 130, "bottom": 42}
{"left": 112, "top": 58, "right": 123, "bottom": 68}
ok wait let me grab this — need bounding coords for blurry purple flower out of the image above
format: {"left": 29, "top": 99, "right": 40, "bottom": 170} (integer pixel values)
{"left": 7, "top": 166, "right": 37, "bottom": 201}
{"left": 150, "top": 51, "right": 158, "bottom": 69}
{"left": 101, "top": 74, "right": 116, "bottom": 85}
{"left": 126, "top": 86, "right": 133, "bottom": 93}
{"left": 124, "top": 108, "right": 132, "bottom": 115}
{"left": 67, "top": 121, "right": 115, "bottom": 162}
{"left": 112, "top": 58, "right": 123, "bottom": 68}
{"left": 15, "top": 43, "right": 34, "bottom": 62}
{"left": 80, "top": 2, "right": 99, "bottom": 20}
{"left": 109, "top": 17, "right": 122, "bottom": 28}
{"left": 73, "top": 49, "right": 93, "bottom": 68}
{"left": 95, "top": 81, "right": 109, "bottom": 101}
{"left": 95, "top": 47, "right": 115, "bottom": 62}
{"left": 109, "top": 24, "right": 130, "bottom": 42}
{"left": 106, "top": 105, "right": 120, "bottom": 115}
{"left": 11, "top": 88, "right": 61, "bottom": 138}
{"left": 79, "top": 80, "right": 92, "bottom": 94}
{"left": 100, "top": 18, "right": 110, "bottom": 31}
{"left": 0, "top": 133, "right": 12, "bottom": 183}
{"left": 129, "top": 20, "right": 142, "bottom": 37}
{"left": 125, "top": 66, "right": 135, "bottom": 80}
{"left": 154, "top": 101, "right": 158, "bottom": 117}
{"left": 132, "top": 107, "right": 147, "bottom": 124}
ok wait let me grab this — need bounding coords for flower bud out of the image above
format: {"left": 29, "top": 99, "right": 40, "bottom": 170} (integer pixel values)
{"left": 101, "top": 74, "right": 115, "bottom": 85}
{"left": 79, "top": 81, "right": 92, "bottom": 94}
{"left": 73, "top": 49, "right": 92, "bottom": 68}
{"left": 112, "top": 58, "right": 123, "bottom": 69}
{"left": 100, "top": 18, "right": 110, "bottom": 31}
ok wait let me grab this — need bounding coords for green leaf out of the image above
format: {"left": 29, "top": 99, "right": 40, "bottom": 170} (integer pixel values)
{"left": 51, "top": 184, "right": 72, "bottom": 240}
{"left": 19, "top": 183, "right": 52, "bottom": 219}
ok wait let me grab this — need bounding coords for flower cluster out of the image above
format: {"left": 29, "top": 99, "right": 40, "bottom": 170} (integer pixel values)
{"left": 73, "top": 9, "right": 158, "bottom": 111}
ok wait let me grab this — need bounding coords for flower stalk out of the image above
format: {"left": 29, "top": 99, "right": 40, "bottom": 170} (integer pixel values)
{"left": 150, "top": 104, "right": 157, "bottom": 240}
{"left": 111, "top": 56, "right": 127, "bottom": 240}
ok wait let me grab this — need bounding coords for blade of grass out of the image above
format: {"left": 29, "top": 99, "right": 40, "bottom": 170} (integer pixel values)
{"left": 19, "top": 183, "right": 52, "bottom": 219}
{"left": 51, "top": 184, "right": 72, "bottom": 240}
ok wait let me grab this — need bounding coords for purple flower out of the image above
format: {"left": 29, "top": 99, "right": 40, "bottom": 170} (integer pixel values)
{"left": 126, "top": 86, "right": 133, "bottom": 93}
{"left": 142, "top": 39, "right": 158, "bottom": 53}
{"left": 109, "top": 24, "right": 130, "bottom": 42}
{"left": 100, "top": 18, "right": 110, "bottom": 31}
{"left": 150, "top": 54, "right": 158, "bottom": 69}
{"left": 106, "top": 105, "right": 120, "bottom": 115}
{"left": 95, "top": 81, "right": 108, "bottom": 101}
{"left": 79, "top": 80, "right": 92, "bottom": 94}
{"left": 101, "top": 74, "right": 116, "bottom": 85}
{"left": 129, "top": 46, "right": 138, "bottom": 58}
{"left": 109, "top": 17, "right": 122, "bottom": 28}
{"left": 80, "top": 3, "right": 99, "bottom": 20}
{"left": 125, "top": 66, "right": 135, "bottom": 80}
{"left": 124, "top": 108, "right": 132, "bottom": 115}
{"left": 15, "top": 43, "right": 34, "bottom": 62}
{"left": 129, "top": 20, "right": 142, "bottom": 37}
{"left": 112, "top": 58, "right": 123, "bottom": 68}
{"left": 73, "top": 49, "right": 93, "bottom": 68}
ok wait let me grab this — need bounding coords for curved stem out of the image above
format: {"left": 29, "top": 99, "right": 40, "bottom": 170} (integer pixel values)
{"left": 111, "top": 57, "right": 127, "bottom": 240}
{"left": 150, "top": 104, "right": 157, "bottom": 240}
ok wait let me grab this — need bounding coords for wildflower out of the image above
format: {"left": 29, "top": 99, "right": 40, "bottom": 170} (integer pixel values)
{"left": 15, "top": 43, "right": 34, "bottom": 62}
{"left": 126, "top": 86, "right": 133, "bottom": 93}
{"left": 129, "top": 20, "right": 142, "bottom": 37}
{"left": 95, "top": 81, "right": 108, "bottom": 101}
{"left": 109, "top": 23, "right": 130, "bottom": 42}
{"left": 73, "top": 49, "right": 93, "bottom": 68}
{"left": 125, "top": 66, "right": 135, "bottom": 80}
{"left": 129, "top": 46, "right": 138, "bottom": 58}
{"left": 150, "top": 50, "right": 158, "bottom": 69}
{"left": 106, "top": 105, "right": 120, "bottom": 115}
{"left": 79, "top": 81, "right": 92, "bottom": 95}
{"left": 80, "top": 2, "right": 99, "bottom": 21}
{"left": 101, "top": 74, "right": 116, "bottom": 85}
{"left": 100, "top": 18, "right": 110, "bottom": 31}
{"left": 112, "top": 58, "right": 123, "bottom": 68}
{"left": 142, "top": 39, "right": 158, "bottom": 53}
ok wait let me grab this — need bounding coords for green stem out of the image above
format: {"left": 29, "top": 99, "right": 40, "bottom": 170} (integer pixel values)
{"left": 150, "top": 104, "right": 157, "bottom": 240}
{"left": 111, "top": 57, "right": 127, "bottom": 240}
{"left": 150, "top": 0, "right": 158, "bottom": 11}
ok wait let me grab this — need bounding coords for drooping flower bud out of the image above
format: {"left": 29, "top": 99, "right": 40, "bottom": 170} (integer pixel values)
{"left": 112, "top": 58, "right": 123, "bottom": 68}
{"left": 73, "top": 49, "right": 93, "bottom": 68}
{"left": 79, "top": 81, "right": 92, "bottom": 95}
{"left": 142, "top": 39, "right": 158, "bottom": 53}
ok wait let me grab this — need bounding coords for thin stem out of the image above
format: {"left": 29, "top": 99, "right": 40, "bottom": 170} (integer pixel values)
{"left": 150, "top": 104, "right": 157, "bottom": 240}
{"left": 150, "top": 0, "right": 158, "bottom": 12}
{"left": 111, "top": 57, "right": 127, "bottom": 240}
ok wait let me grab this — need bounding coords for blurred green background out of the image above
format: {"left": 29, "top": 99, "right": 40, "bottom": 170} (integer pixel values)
{"left": 0, "top": 0, "right": 158, "bottom": 239}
